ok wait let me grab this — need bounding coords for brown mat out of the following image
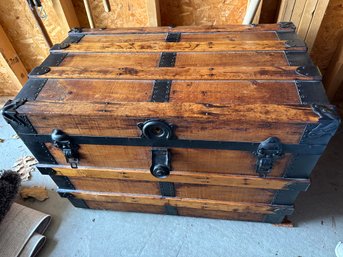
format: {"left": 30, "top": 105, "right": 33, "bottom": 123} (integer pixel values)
{"left": 0, "top": 203, "right": 51, "bottom": 257}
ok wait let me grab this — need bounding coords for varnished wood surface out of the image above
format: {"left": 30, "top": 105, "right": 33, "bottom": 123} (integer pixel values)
{"left": 37, "top": 79, "right": 300, "bottom": 104}
{"left": 80, "top": 32, "right": 279, "bottom": 43}
{"left": 46, "top": 165, "right": 309, "bottom": 190}
{"left": 44, "top": 145, "right": 291, "bottom": 177}
{"left": 20, "top": 102, "right": 319, "bottom": 123}
{"left": 72, "top": 24, "right": 295, "bottom": 34}
{"left": 86, "top": 200, "right": 165, "bottom": 214}
{"left": 59, "top": 189, "right": 293, "bottom": 214}
{"left": 68, "top": 177, "right": 274, "bottom": 203}
{"left": 85, "top": 200, "right": 265, "bottom": 221}
{"left": 60, "top": 52, "right": 289, "bottom": 68}
{"left": 52, "top": 41, "right": 305, "bottom": 53}
{"left": 28, "top": 113, "right": 305, "bottom": 143}
{"left": 30, "top": 66, "right": 321, "bottom": 81}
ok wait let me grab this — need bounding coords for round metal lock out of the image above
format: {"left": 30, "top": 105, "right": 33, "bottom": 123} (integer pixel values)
{"left": 141, "top": 120, "right": 173, "bottom": 140}
{"left": 150, "top": 164, "right": 170, "bottom": 178}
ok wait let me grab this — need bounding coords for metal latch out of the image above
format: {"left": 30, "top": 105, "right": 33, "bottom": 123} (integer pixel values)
{"left": 150, "top": 149, "right": 171, "bottom": 178}
{"left": 51, "top": 129, "right": 79, "bottom": 168}
{"left": 254, "top": 137, "right": 283, "bottom": 177}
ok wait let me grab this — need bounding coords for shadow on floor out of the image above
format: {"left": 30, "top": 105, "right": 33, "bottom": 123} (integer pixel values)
{"left": 291, "top": 125, "right": 343, "bottom": 225}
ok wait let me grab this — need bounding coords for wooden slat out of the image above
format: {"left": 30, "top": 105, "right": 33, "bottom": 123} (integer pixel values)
{"left": 290, "top": 0, "right": 307, "bottom": 28}
{"left": 72, "top": 24, "right": 295, "bottom": 35}
{"left": 79, "top": 31, "right": 279, "bottom": 43}
{"left": 297, "top": 0, "right": 318, "bottom": 39}
{"left": 324, "top": 35, "right": 343, "bottom": 100}
{"left": 0, "top": 24, "right": 28, "bottom": 94}
{"left": 146, "top": 0, "right": 161, "bottom": 26}
{"left": 36, "top": 80, "right": 300, "bottom": 105}
{"left": 61, "top": 190, "right": 292, "bottom": 214}
{"left": 277, "top": 0, "right": 296, "bottom": 22}
{"left": 60, "top": 52, "right": 288, "bottom": 68}
{"left": 54, "top": 0, "right": 80, "bottom": 31}
{"left": 305, "top": 0, "right": 330, "bottom": 51}
{"left": 19, "top": 102, "right": 319, "bottom": 124}
{"left": 52, "top": 40, "right": 305, "bottom": 53}
{"left": 46, "top": 165, "right": 309, "bottom": 190}
{"left": 30, "top": 66, "right": 321, "bottom": 81}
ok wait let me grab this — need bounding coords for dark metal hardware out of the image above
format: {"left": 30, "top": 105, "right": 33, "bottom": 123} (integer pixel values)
{"left": 19, "top": 133, "right": 326, "bottom": 155}
{"left": 159, "top": 52, "right": 177, "bottom": 67}
{"left": 308, "top": 104, "right": 340, "bottom": 139}
{"left": 150, "top": 149, "right": 171, "bottom": 178}
{"left": 51, "top": 42, "right": 70, "bottom": 50}
{"left": 285, "top": 39, "right": 306, "bottom": 48}
{"left": 29, "top": 66, "right": 51, "bottom": 76}
{"left": 295, "top": 81, "right": 329, "bottom": 105}
{"left": 69, "top": 27, "right": 83, "bottom": 34}
{"left": 51, "top": 129, "right": 79, "bottom": 168}
{"left": 166, "top": 32, "right": 181, "bottom": 42}
{"left": 151, "top": 80, "right": 172, "bottom": 102}
{"left": 2, "top": 99, "right": 27, "bottom": 125}
{"left": 295, "top": 65, "right": 321, "bottom": 78}
{"left": 58, "top": 191, "right": 89, "bottom": 209}
{"left": 278, "top": 22, "right": 296, "bottom": 30}
{"left": 254, "top": 137, "right": 284, "bottom": 177}
{"left": 138, "top": 119, "right": 174, "bottom": 140}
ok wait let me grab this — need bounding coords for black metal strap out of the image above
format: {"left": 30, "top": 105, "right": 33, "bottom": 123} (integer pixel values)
{"left": 151, "top": 32, "right": 180, "bottom": 102}
{"left": 159, "top": 182, "right": 175, "bottom": 197}
{"left": 159, "top": 182, "right": 178, "bottom": 215}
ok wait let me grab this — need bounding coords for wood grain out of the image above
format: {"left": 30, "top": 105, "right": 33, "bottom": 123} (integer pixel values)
{"left": 80, "top": 32, "right": 279, "bottom": 43}
{"left": 60, "top": 52, "right": 288, "bottom": 68}
{"left": 44, "top": 145, "right": 291, "bottom": 177}
{"left": 86, "top": 200, "right": 264, "bottom": 221}
{"left": 36, "top": 80, "right": 300, "bottom": 105}
{"left": 86, "top": 200, "right": 165, "bottom": 214}
{"left": 159, "top": 0, "right": 248, "bottom": 26}
{"left": 68, "top": 177, "right": 274, "bottom": 203}
{"left": 52, "top": 40, "right": 305, "bottom": 53}
{"left": 20, "top": 102, "right": 319, "bottom": 124}
{"left": 30, "top": 66, "right": 321, "bottom": 81}
{"left": 61, "top": 189, "right": 292, "bottom": 214}
{"left": 46, "top": 165, "right": 309, "bottom": 190}
{"left": 73, "top": 24, "right": 295, "bottom": 35}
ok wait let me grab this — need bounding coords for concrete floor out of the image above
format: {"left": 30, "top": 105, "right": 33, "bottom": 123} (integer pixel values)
{"left": 1, "top": 98, "right": 343, "bottom": 257}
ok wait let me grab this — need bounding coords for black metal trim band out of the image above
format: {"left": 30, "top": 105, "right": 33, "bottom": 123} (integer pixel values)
{"left": 50, "top": 175, "right": 75, "bottom": 190}
{"left": 58, "top": 192, "right": 89, "bottom": 209}
{"left": 151, "top": 80, "right": 171, "bottom": 102}
{"left": 159, "top": 182, "right": 176, "bottom": 197}
{"left": 283, "top": 154, "right": 321, "bottom": 178}
{"left": 159, "top": 52, "right": 177, "bottom": 67}
{"left": 272, "top": 190, "right": 302, "bottom": 205}
{"left": 263, "top": 207, "right": 294, "bottom": 224}
{"left": 151, "top": 32, "right": 180, "bottom": 102}
{"left": 14, "top": 79, "right": 48, "bottom": 101}
{"left": 285, "top": 51, "right": 313, "bottom": 66}
{"left": 41, "top": 53, "right": 68, "bottom": 67}
{"left": 296, "top": 81, "right": 329, "bottom": 105}
{"left": 165, "top": 32, "right": 181, "bottom": 42}
{"left": 19, "top": 134, "right": 326, "bottom": 155}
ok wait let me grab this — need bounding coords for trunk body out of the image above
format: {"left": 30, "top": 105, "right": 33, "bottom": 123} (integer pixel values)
{"left": 3, "top": 23, "right": 339, "bottom": 223}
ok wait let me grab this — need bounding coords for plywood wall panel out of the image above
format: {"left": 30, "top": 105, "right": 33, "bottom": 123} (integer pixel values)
{"left": 0, "top": 63, "right": 16, "bottom": 95}
{"left": 72, "top": 0, "right": 150, "bottom": 28}
{"left": 159, "top": 0, "right": 248, "bottom": 26}
{"left": 311, "top": 0, "right": 343, "bottom": 74}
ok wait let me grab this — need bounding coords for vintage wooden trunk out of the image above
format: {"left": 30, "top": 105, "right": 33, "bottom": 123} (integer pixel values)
{"left": 2, "top": 22, "right": 340, "bottom": 223}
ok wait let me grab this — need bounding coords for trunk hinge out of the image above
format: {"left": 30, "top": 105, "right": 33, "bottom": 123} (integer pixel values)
{"left": 254, "top": 137, "right": 284, "bottom": 177}
{"left": 51, "top": 129, "right": 79, "bottom": 168}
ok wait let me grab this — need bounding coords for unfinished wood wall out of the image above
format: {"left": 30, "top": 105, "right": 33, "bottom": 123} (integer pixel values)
{"left": 159, "top": 0, "right": 248, "bottom": 26}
